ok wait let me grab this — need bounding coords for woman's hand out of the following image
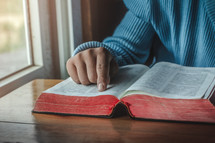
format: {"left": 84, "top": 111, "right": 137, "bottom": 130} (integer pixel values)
{"left": 66, "top": 47, "right": 118, "bottom": 91}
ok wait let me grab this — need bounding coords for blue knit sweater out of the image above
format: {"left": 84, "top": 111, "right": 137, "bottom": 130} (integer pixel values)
{"left": 73, "top": 0, "right": 215, "bottom": 67}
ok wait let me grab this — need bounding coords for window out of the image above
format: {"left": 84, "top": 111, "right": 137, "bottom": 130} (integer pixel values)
{"left": 0, "top": 0, "right": 83, "bottom": 96}
{"left": 0, "top": 1, "right": 55, "bottom": 96}
{"left": 0, "top": 0, "right": 83, "bottom": 97}
{"left": 0, "top": 0, "right": 32, "bottom": 80}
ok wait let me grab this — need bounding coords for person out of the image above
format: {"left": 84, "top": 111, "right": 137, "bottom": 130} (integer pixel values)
{"left": 66, "top": 0, "right": 215, "bottom": 92}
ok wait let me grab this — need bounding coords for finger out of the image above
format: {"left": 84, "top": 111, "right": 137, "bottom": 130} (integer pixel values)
{"left": 66, "top": 59, "right": 80, "bottom": 84}
{"left": 96, "top": 53, "right": 110, "bottom": 91}
{"left": 75, "top": 61, "right": 91, "bottom": 85}
{"left": 86, "top": 56, "right": 97, "bottom": 83}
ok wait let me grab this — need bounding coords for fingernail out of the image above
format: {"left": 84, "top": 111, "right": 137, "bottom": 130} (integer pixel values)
{"left": 98, "top": 83, "right": 105, "bottom": 91}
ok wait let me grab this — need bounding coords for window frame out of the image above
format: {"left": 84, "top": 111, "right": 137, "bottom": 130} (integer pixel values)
{"left": 55, "top": 0, "right": 83, "bottom": 79}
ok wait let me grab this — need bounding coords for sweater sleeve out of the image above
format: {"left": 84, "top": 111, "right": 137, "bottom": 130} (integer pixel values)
{"left": 73, "top": 1, "right": 155, "bottom": 66}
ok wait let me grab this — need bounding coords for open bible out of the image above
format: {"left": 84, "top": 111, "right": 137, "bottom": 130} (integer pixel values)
{"left": 33, "top": 62, "right": 215, "bottom": 123}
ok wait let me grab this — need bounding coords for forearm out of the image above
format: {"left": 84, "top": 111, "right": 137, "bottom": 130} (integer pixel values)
{"left": 74, "top": 11, "right": 155, "bottom": 66}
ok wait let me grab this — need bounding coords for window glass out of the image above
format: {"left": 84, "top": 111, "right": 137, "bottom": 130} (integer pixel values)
{"left": 0, "top": 0, "right": 31, "bottom": 79}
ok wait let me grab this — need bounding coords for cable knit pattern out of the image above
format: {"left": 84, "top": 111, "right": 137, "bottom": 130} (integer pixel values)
{"left": 73, "top": 0, "right": 215, "bottom": 67}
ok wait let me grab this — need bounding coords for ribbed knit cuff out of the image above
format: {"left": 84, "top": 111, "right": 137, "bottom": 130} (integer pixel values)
{"left": 72, "top": 41, "right": 124, "bottom": 65}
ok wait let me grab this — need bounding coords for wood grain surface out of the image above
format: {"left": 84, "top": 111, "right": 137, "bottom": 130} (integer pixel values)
{"left": 0, "top": 79, "right": 215, "bottom": 143}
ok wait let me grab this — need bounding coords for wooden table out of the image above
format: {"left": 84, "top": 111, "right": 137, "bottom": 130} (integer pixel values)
{"left": 0, "top": 79, "right": 215, "bottom": 143}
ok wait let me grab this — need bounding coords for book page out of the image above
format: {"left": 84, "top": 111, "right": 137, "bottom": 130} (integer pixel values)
{"left": 125, "top": 62, "right": 215, "bottom": 99}
{"left": 203, "top": 78, "right": 215, "bottom": 99}
{"left": 44, "top": 64, "right": 149, "bottom": 99}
